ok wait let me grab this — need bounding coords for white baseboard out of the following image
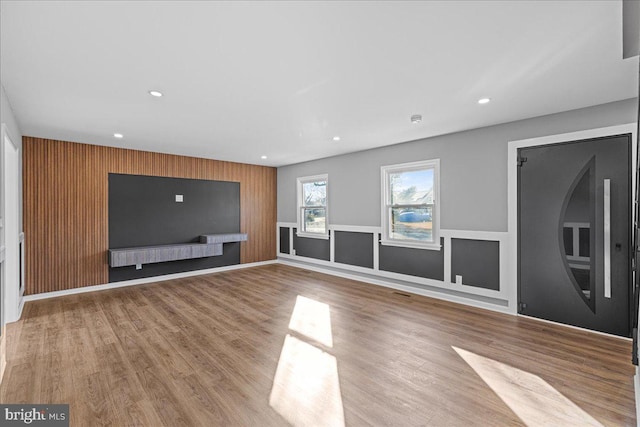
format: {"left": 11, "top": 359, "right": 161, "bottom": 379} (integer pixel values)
{"left": 23, "top": 260, "right": 278, "bottom": 302}
{"left": 16, "top": 296, "right": 24, "bottom": 321}
{"left": 277, "top": 258, "right": 513, "bottom": 315}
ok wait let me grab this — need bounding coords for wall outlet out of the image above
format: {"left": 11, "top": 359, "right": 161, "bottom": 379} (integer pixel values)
{"left": 136, "top": 263, "right": 142, "bottom": 270}
{"left": 455, "top": 275, "right": 463, "bottom": 285}
{"left": 175, "top": 194, "right": 183, "bottom": 202}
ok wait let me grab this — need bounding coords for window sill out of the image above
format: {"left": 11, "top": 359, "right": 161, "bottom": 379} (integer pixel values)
{"left": 296, "top": 231, "right": 330, "bottom": 240}
{"left": 379, "top": 239, "right": 441, "bottom": 251}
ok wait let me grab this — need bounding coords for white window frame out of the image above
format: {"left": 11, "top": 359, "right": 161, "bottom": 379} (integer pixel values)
{"left": 296, "top": 174, "right": 329, "bottom": 239}
{"left": 381, "top": 159, "right": 441, "bottom": 250}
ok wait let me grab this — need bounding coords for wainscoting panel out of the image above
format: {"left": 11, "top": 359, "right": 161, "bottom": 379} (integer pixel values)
{"left": 450, "top": 238, "right": 500, "bottom": 290}
{"left": 279, "top": 227, "right": 290, "bottom": 254}
{"left": 292, "top": 228, "right": 330, "bottom": 261}
{"left": 334, "top": 231, "right": 374, "bottom": 269}
{"left": 23, "top": 137, "right": 277, "bottom": 294}
{"left": 379, "top": 238, "right": 445, "bottom": 280}
{"left": 277, "top": 222, "right": 510, "bottom": 310}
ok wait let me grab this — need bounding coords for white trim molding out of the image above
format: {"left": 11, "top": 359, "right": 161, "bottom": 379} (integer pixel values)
{"left": 1, "top": 124, "right": 19, "bottom": 151}
{"left": 296, "top": 174, "right": 329, "bottom": 239}
{"left": 380, "top": 159, "right": 441, "bottom": 251}
{"left": 329, "top": 224, "right": 380, "bottom": 233}
{"left": 441, "top": 229, "right": 509, "bottom": 301}
{"left": 277, "top": 221, "right": 509, "bottom": 311}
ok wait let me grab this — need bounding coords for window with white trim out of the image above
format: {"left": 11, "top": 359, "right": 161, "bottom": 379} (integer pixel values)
{"left": 297, "top": 174, "right": 328, "bottom": 238}
{"left": 381, "top": 159, "right": 440, "bottom": 249}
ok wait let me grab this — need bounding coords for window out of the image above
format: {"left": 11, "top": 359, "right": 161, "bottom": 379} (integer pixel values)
{"left": 297, "top": 174, "right": 328, "bottom": 238}
{"left": 381, "top": 159, "right": 440, "bottom": 249}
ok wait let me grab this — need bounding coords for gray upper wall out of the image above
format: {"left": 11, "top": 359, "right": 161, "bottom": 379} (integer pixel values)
{"left": 278, "top": 98, "right": 638, "bottom": 232}
{"left": 1, "top": 84, "right": 23, "bottom": 231}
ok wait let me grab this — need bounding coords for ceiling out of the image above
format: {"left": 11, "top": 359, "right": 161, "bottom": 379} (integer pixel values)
{"left": 1, "top": 1, "right": 637, "bottom": 167}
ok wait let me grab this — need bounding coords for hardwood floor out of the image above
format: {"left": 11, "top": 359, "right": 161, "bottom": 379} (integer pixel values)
{"left": 1, "top": 264, "right": 636, "bottom": 426}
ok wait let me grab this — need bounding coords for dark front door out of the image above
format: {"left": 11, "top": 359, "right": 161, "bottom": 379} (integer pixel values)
{"left": 518, "top": 134, "right": 631, "bottom": 337}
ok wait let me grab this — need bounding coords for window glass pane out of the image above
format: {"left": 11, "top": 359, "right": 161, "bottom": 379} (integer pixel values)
{"left": 303, "top": 208, "right": 326, "bottom": 233}
{"left": 302, "top": 181, "right": 327, "bottom": 206}
{"left": 390, "top": 206, "right": 433, "bottom": 242}
{"left": 390, "top": 169, "right": 433, "bottom": 205}
{"left": 578, "top": 228, "right": 590, "bottom": 257}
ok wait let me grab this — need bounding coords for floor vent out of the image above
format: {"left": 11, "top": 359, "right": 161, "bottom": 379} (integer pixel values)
{"left": 392, "top": 291, "right": 411, "bottom": 298}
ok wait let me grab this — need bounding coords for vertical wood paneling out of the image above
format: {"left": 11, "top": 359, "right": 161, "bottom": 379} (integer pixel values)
{"left": 23, "top": 137, "right": 277, "bottom": 295}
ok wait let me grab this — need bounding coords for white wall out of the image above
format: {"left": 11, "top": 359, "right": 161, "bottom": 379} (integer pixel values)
{"left": 278, "top": 98, "right": 637, "bottom": 231}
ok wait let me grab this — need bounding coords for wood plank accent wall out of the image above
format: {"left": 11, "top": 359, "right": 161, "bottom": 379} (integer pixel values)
{"left": 23, "top": 137, "right": 277, "bottom": 295}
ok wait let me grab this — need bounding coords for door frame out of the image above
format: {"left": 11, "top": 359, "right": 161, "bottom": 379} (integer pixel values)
{"left": 507, "top": 123, "right": 638, "bottom": 323}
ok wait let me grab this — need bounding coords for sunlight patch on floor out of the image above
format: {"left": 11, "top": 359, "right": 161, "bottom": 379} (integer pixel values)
{"left": 452, "top": 346, "right": 603, "bottom": 427}
{"left": 270, "top": 295, "right": 344, "bottom": 426}
{"left": 288, "top": 295, "right": 333, "bottom": 348}
{"left": 270, "top": 334, "right": 344, "bottom": 426}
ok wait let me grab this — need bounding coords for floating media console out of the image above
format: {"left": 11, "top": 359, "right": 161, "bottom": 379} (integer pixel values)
{"left": 108, "top": 233, "right": 247, "bottom": 268}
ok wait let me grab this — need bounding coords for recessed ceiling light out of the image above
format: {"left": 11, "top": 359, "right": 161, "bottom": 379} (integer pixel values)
{"left": 411, "top": 114, "right": 422, "bottom": 124}
{"left": 333, "top": 136, "right": 340, "bottom": 141}
{"left": 149, "top": 90, "right": 163, "bottom": 97}
{"left": 113, "top": 133, "right": 124, "bottom": 139}
{"left": 478, "top": 98, "right": 491, "bottom": 104}
{"left": 261, "top": 155, "right": 267, "bottom": 159}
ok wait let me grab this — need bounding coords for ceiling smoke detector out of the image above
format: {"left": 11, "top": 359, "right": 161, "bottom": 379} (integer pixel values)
{"left": 411, "top": 114, "right": 422, "bottom": 124}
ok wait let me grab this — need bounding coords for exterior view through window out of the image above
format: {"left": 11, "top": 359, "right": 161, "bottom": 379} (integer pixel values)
{"left": 297, "top": 175, "right": 328, "bottom": 237}
{"left": 382, "top": 160, "right": 439, "bottom": 249}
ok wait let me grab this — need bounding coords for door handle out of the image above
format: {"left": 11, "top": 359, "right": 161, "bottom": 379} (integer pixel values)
{"left": 604, "top": 179, "right": 611, "bottom": 299}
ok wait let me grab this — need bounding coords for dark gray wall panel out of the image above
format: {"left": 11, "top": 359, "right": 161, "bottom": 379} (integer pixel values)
{"left": 334, "top": 231, "right": 373, "bottom": 268}
{"left": 280, "top": 227, "right": 290, "bottom": 254}
{"left": 293, "top": 228, "right": 330, "bottom": 261}
{"left": 451, "top": 238, "right": 500, "bottom": 290}
{"left": 108, "top": 173, "right": 240, "bottom": 282}
{"left": 379, "top": 238, "right": 444, "bottom": 280}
